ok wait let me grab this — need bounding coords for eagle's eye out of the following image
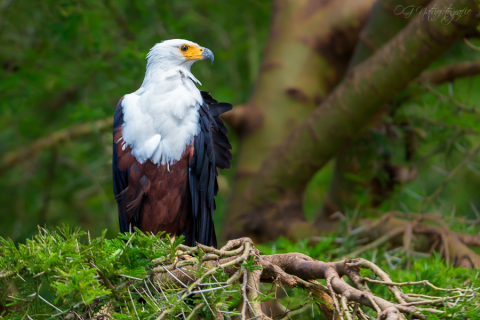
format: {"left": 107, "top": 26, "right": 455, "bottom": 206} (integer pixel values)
{"left": 181, "top": 45, "right": 188, "bottom": 52}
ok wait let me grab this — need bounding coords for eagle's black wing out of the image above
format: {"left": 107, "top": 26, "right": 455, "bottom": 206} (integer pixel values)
{"left": 188, "top": 91, "right": 232, "bottom": 247}
{"left": 112, "top": 97, "right": 143, "bottom": 234}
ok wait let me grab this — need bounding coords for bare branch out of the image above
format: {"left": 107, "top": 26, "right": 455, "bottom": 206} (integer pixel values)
{"left": 420, "top": 60, "right": 480, "bottom": 85}
{"left": 0, "top": 118, "right": 113, "bottom": 175}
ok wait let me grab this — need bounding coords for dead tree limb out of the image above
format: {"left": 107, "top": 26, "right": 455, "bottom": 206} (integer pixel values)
{"left": 360, "top": 213, "right": 480, "bottom": 268}
{"left": 153, "top": 238, "right": 475, "bottom": 319}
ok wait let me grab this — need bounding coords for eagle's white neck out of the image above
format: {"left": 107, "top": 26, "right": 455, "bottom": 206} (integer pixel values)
{"left": 120, "top": 65, "right": 203, "bottom": 165}
{"left": 141, "top": 60, "right": 201, "bottom": 88}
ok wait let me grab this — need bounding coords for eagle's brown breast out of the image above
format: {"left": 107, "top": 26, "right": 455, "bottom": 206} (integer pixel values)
{"left": 114, "top": 125, "right": 194, "bottom": 242}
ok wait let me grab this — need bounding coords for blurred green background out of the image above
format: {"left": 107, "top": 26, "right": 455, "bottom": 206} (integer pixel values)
{"left": 0, "top": 0, "right": 271, "bottom": 241}
{"left": 2, "top": 0, "right": 480, "bottom": 245}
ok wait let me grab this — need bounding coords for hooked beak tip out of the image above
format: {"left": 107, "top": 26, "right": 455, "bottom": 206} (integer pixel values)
{"left": 201, "top": 48, "right": 214, "bottom": 65}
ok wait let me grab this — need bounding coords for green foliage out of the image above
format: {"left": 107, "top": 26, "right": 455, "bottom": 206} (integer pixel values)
{"left": 1, "top": 226, "right": 479, "bottom": 319}
{"left": 0, "top": 226, "right": 243, "bottom": 319}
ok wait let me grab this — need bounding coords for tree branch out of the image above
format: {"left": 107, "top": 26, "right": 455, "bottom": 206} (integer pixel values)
{"left": 322, "top": 0, "right": 431, "bottom": 217}
{"left": 0, "top": 118, "right": 113, "bottom": 175}
{"left": 229, "top": 0, "right": 480, "bottom": 242}
{"left": 154, "top": 238, "right": 472, "bottom": 319}
{"left": 420, "top": 60, "right": 480, "bottom": 85}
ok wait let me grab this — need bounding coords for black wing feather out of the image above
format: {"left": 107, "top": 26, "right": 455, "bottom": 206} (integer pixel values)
{"left": 209, "top": 103, "right": 233, "bottom": 117}
{"left": 112, "top": 98, "right": 143, "bottom": 234}
{"left": 188, "top": 91, "right": 233, "bottom": 247}
{"left": 113, "top": 102, "right": 128, "bottom": 198}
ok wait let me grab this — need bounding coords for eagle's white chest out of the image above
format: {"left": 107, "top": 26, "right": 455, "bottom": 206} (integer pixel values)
{"left": 120, "top": 69, "right": 203, "bottom": 165}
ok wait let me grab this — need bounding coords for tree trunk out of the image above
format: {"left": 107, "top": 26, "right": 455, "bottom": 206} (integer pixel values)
{"left": 223, "top": 0, "right": 376, "bottom": 240}
{"left": 224, "top": 0, "right": 480, "bottom": 242}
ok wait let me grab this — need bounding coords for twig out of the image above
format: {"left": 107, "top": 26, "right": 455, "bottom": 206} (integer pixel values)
{"left": 89, "top": 262, "right": 116, "bottom": 292}
{"left": 361, "top": 278, "right": 473, "bottom": 293}
{"left": 242, "top": 269, "right": 248, "bottom": 320}
{"left": 464, "top": 38, "right": 480, "bottom": 51}
{"left": 423, "top": 82, "right": 480, "bottom": 115}
{"left": 127, "top": 287, "right": 140, "bottom": 320}
{"left": 326, "top": 275, "right": 342, "bottom": 318}
{"left": 155, "top": 309, "right": 170, "bottom": 320}
{"left": 341, "top": 295, "right": 353, "bottom": 320}
{"left": 365, "top": 294, "right": 381, "bottom": 313}
{"left": 186, "top": 302, "right": 205, "bottom": 320}
{"left": 342, "top": 227, "right": 404, "bottom": 259}
{"left": 273, "top": 302, "right": 309, "bottom": 320}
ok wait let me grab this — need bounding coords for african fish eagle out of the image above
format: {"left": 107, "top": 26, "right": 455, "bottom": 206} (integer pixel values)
{"left": 112, "top": 39, "right": 232, "bottom": 248}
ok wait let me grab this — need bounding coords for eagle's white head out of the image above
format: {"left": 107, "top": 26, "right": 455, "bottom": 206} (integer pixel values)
{"left": 147, "top": 39, "right": 214, "bottom": 68}
{"left": 142, "top": 39, "right": 213, "bottom": 85}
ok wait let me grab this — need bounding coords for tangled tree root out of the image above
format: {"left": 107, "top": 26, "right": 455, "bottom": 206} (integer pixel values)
{"left": 152, "top": 237, "right": 475, "bottom": 320}
{"left": 356, "top": 212, "right": 480, "bottom": 268}
{"left": 1, "top": 232, "right": 477, "bottom": 320}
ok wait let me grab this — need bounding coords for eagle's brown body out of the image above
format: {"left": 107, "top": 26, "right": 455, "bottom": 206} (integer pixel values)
{"left": 113, "top": 92, "right": 232, "bottom": 247}
{"left": 114, "top": 114, "right": 193, "bottom": 242}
